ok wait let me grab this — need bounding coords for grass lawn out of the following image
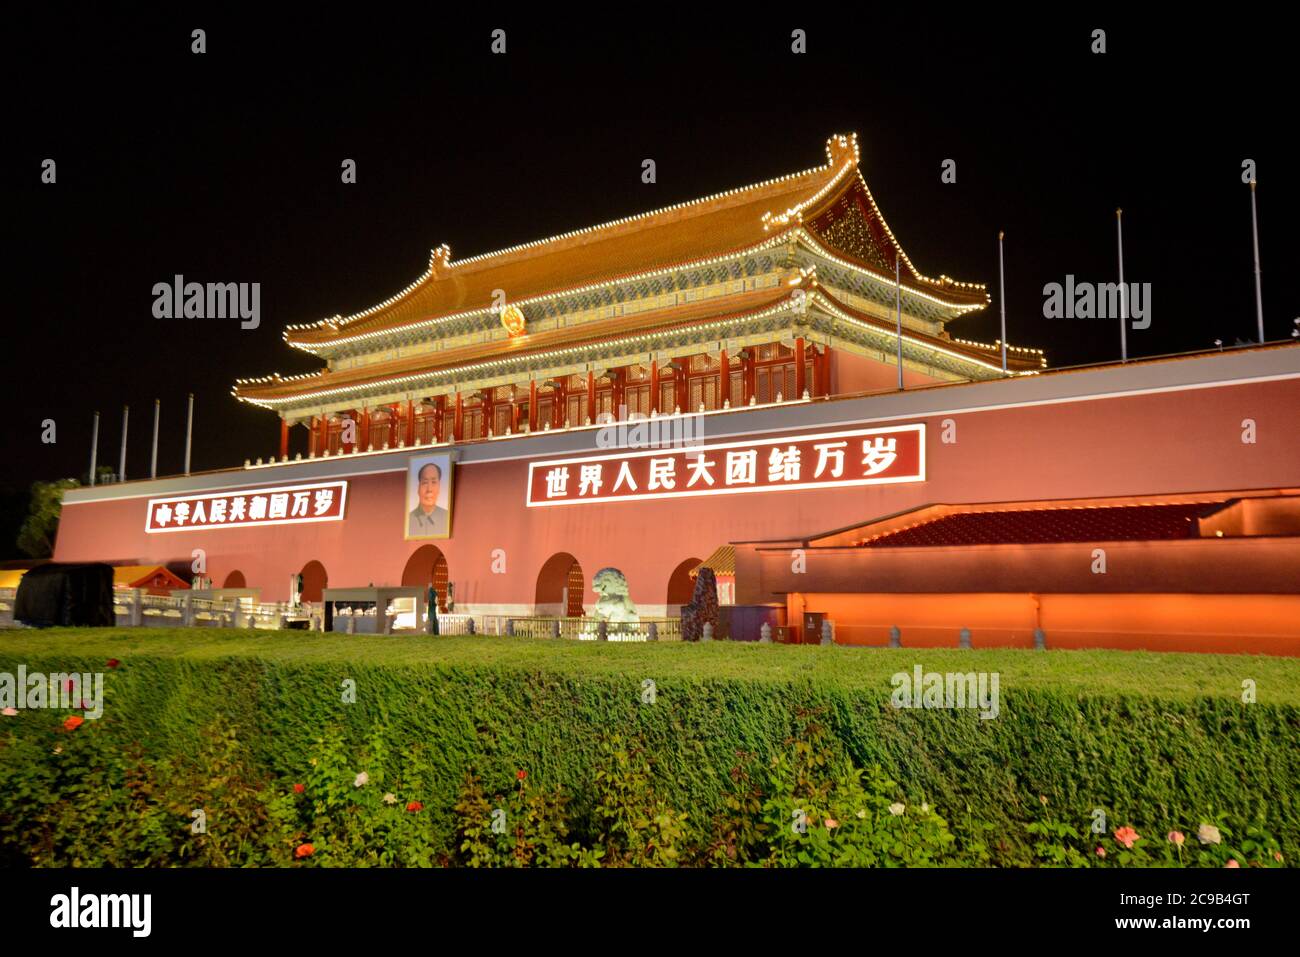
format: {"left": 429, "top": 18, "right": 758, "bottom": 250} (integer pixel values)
{"left": 3, "top": 626, "right": 1299, "bottom": 704}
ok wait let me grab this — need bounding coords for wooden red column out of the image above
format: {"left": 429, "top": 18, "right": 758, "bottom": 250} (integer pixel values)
{"left": 794, "top": 337, "right": 807, "bottom": 400}
{"left": 528, "top": 379, "right": 538, "bottom": 432}
{"left": 453, "top": 392, "right": 464, "bottom": 442}
{"left": 742, "top": 351, "right": 755, "bottom": 405}
{"left": 554, "top": 380, "right": 567, "bottom": 428}
{"left": 649, "top": 360, "right": 660, "bottom": 414}
{"left": 718, "top": 349, "right": 730, "bottom": 407}
{"left": 279, "top": 417, "right": 289, "bottom": 459}
{"left": 586, "top": 371, "right": 596, "bottom": 424}
{"left": 360, "top": 406, "right": 371, "bottom": 452}
{"left": 510, "top": 387, "right": 521, "bottom": 434}
{"left": 815, "top": 345, "right": 831, "bottom": 397}
{"left": 405, "top": 399, "right": 415, "bottom": 445}
{"left": 612, "top": 368, "right": 625, "bottom": 418}
{"left": 435, "top": 395, "right": 447, "bottom": 442}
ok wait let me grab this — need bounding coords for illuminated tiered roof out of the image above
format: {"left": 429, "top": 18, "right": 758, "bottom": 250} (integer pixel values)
{"left": 235, "top": 133, "right": 1042, "bottom": 414}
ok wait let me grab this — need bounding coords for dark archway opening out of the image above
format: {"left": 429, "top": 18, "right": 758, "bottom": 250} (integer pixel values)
{"left": 536, "top": 552, "right": 585, "bottom": 617}
{"left": 401, "top": 544, "right": 450, "bottom": 612}
{"left": 667, "top": 556, "right": 705, "bottom": 610}
{"left": 299, "top": 560, "right": 328, "bottom": 603}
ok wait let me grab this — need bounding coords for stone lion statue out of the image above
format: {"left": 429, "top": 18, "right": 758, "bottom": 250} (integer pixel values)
{"left": 592, "top": 567, "right": 639, "bottom": 625}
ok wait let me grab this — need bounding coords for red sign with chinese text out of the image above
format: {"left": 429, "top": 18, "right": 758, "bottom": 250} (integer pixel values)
{"left": 145, "top": 480, "right": 348, "bottom": 533}
{"left": 527, "top": 425, "right": 924, "bottom": 507}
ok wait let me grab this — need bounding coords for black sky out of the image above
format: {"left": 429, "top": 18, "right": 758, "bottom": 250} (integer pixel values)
{"left": 5, "top": 9, "right": 1297, "bottom": 498}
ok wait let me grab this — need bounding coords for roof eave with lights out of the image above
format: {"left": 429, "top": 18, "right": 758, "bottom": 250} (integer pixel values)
{"left": 275, "top": 134, "right": 990, "bottom": 357}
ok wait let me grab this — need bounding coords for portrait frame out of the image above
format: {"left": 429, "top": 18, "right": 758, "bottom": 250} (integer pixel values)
{"left": 405, "top": 452, "right": 454, "bottom": 540}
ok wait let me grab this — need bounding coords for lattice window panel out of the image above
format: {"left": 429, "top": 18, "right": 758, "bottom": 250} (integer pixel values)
{"left": 414, "top": 410, "right": 438, "bottom": 444}
{"left": 462, "top": 408, "right": 484, "bottom": 440}
{"left": 567, "top": 393, "right": 588, "bottom": 426}
{"left": 625, "top": 384, "right": 649, "bottom": 416}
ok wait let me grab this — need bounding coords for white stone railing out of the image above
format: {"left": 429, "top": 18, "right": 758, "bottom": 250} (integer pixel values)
{"left": 480, "top": 615, "right": 682, "bottom": 641}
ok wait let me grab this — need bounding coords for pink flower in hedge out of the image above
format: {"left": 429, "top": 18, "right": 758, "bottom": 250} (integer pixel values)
{"left": 824, "top": 818, "right": 839, "bottom": 829}
{"left": 106, "top": 659, "right": 120, "bottom": 669}
{"left": 1225, "top": 859, "right": 1240, "bottom": 869}
{"left": 1197, "top": 824, "right": 1222, "bottom": 845}
{"left": 1274, "top": 851, "right": 1284, "bottom": 863}
{"left": 406, "top": 801, "right": 423, "bottom": 813}
{"left": 1168, "top": 831, "right": 1185, "bottom": 846}
{"left": 295, "top": 843, "right": 314, "bottom": 859}
{"left": 1, "top": 708, "right": 17, "bottom": 717}
{"left": 1114, "top": 826, "right": 1140, "bottom": 849}
{"left": 63, "top": 715, "right": 84, "bottom": 731}
{"left": 1095, "top": 846, "right": 1107, "bottom": 858}
{"left": 293, "top": 783, "right": 305, "bottom": 794}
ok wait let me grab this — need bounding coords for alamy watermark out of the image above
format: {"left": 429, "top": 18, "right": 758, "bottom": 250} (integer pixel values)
{"left": 890, "top": 665, "right": 1000, "bottom": 720}
{"left": 0, "top": 667, "right": 104, "bottom": 719}
{"left": 1042, "top": 276, "right": 1150, "bottom": 329}
{"left": 152, "top": 274, "right": 260, "bottom": 329}
{"left": 50, "top": 887, "right": 151, "bottom": 937}
{"left": 595, "top": 404, "right": 705, "bottom": 450}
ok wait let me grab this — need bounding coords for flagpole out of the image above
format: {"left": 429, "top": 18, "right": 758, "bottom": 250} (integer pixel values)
{"left": 1116, "top": 208, "right": 1128, "bottom": 362}
{"left": 150, "top": 399, "right": 160, "bottom": 479}
{"left": 998, "top": 231, "right": 1008, "bottom": 374}
{"left": 118, "top": 405, "right": 129, "bottom": 481}
{"left": 88, "top": 412, "right": 100, "bottom": 486}
{"left": 895, "top": 257, "right": 904, "bottom": 390}
{"left": 184, "top": 393, "right": 194, "bottom": 475}
{"left": 1250, "top": 180, "right": 1264, "bottom": 342}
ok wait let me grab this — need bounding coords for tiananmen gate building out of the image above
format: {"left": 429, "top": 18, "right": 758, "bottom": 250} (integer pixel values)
{"left": 52, "top": 134, "right": 1300, "bottom": 653}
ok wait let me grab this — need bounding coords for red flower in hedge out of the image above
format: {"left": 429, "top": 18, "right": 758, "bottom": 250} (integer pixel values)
{"left": 293, "top": 783, "right": 305, "bottom": 794}
{"left": 1095, "top": 846, "right": 1107, "bottom": 858}
{"left": 63, "top": 715, "right": 84, "bottom": 731}
{"left": 295, "top": 843, "right": 314, "bottom": 859}
{"left": 516, "top": 770, "right": 527, "bottom": 781}
{"left": 1113, "top": 826, "right": 1140, "bottom": 849}
{"left": 106, "top": 659, "right": 120, "bottom": 669}
{"left": 406, "top": 801, "right": 423, "bottom": 813}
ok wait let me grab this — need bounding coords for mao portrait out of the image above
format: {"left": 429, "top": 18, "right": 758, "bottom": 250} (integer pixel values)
{"left": 405, "top": 454, "right": 454, "bottom": 539}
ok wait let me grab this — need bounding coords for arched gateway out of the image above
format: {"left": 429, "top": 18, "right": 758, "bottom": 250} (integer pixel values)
{"left": 402, "top": 545, "right": 450, "bottom": 612}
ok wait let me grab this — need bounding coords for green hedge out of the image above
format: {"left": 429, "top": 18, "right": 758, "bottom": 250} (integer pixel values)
{"left": 1, "top": 629, "right": 1297, "bottom": 865}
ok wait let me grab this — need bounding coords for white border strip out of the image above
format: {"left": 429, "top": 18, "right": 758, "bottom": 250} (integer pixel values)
{"left": 143, "top": 481, "right": 350, "bottom": 534}
{"left": 526, "top": 424, "right": 925, "bottom": 507}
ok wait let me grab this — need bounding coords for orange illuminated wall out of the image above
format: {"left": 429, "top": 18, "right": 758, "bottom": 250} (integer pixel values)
{"left": 789, "top": 592, "right": 1300, "bottom": 656}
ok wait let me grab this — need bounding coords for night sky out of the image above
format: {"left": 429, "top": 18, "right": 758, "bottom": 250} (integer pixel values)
{"left": 6, "top": 10, "right": 1297, "bottom": 513}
